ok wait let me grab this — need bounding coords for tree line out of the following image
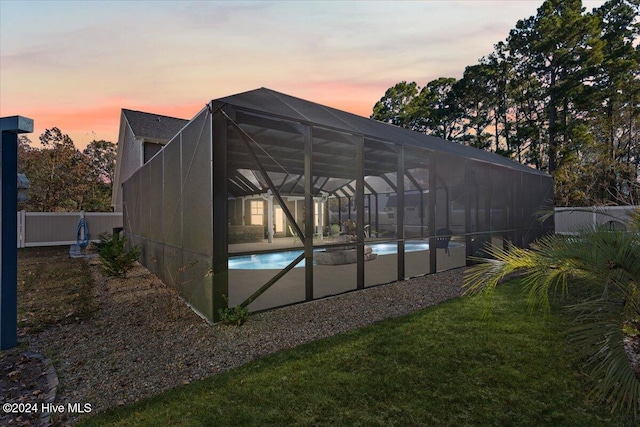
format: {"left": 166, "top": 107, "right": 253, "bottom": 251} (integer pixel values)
{"left": 371, "top": 0, "right": 639, "bottom": 206}
{"left": 18, "top": 128, "right": 116, "bottom": 212}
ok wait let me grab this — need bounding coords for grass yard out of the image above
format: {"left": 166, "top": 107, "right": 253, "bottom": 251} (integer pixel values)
{"left": 77, "top": 280, "right": 634, "bottom": 427}
{"left": 17, "top": 246, "right": 97, "bottom": 333}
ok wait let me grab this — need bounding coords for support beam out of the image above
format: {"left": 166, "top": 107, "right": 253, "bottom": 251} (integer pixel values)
{"left": 397, "top": 145, "right": 405, "bottom": 280}
{"left": 315, "top": 197, "right": 324, "bottom": 240}
{"left": 265, "top": 192, "right": 274, "bottom": 243}
{"left": 363, "top": 180, "right": 377, "bottom": 196}
{"left": 356, "top": 136, "right": 365, "bottom": 289}
{"left": 241, "top": 197, "right": 246, "bottom": 225}
{"left": 429, "top": 154, "right": 437, "bottom": 274}
{"left": 465, "top": 160, "right": 473, "bottom": 260}
{"left": 381, "top": 174, "right": 397, "bottom": 192}
{"left": 304, "top": 125, "right": 314, "bottom": 301}
{"left": 1, "top": 115, "right": 33, "bottom": 350}
{"left": 375, "top": 194, "right": 379, "bottom": 235}
{"left": 277, "top": 173, "right": 290, "bottom": 191}
{"left": 212, "top": 110, "right": 229, "bottom": 322}
{"left": 367, "top": 194, "right": 372, "bottom": 233}
{"left": 284, "top": 174, "right": 303, "bottom": 195}
{"left": 239, "top": 253, "right": 305, "bottom": 308}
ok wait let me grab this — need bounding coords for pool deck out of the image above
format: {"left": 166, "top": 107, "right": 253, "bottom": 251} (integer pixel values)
{"left": 229, "top": 236, "right": 454, "bottom": 254}
{"left": 230, "top": 237, "right": 303, "bottom": 253}
{"left": 228, "top": 244, "right": 467, "bottom": 312}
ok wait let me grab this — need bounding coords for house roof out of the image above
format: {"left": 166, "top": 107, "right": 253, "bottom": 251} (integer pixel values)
{"left": 122, "top": 109, "right": 189, "bottom": 143}
{"left": 213, "top": 87, "right": 547, "bottom": 177}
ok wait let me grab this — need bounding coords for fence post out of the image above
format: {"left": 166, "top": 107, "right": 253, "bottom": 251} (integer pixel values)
{"left": 16, "top": 210, "right": 26, "bottom": 248}
{"left": 21, "top": 210, "right": 26, "bottom": 248}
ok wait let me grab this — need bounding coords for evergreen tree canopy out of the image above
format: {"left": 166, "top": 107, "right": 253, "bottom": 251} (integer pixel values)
{"left": 372, "top": 0, "right": 640, "bottom": 206}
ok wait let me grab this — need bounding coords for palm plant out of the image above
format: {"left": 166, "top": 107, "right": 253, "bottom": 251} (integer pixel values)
{"left": 629, "top": 207, "right": 640, "bottom": 233}
{"left": 464, "top": 226, "right": 640, "bottom": 415}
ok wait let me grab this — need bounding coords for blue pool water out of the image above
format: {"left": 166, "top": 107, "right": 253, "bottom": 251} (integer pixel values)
{"left": 229, "top": 241, "right": 433, "bottom": 270}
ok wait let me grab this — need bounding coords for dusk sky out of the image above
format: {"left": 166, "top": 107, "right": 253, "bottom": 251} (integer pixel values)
{"left": 1, "top": 0, "right": 608, "bottom": 149}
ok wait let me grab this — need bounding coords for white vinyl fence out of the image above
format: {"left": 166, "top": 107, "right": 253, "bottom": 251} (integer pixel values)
{"left": 16, "top": 211, "right": 123, "bottom": 248}
{"left": 555, "top": 206, "right": 638, "bottom": 235}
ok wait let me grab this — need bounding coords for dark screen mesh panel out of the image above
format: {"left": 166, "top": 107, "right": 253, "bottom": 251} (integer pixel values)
{"left": 469, "top": 161, "right": 492, "bottom": 234}
{"left": 122, "top": 87, "right": 555, "bottom": 322}
{"left": 540, "top": 175, "right": 555, "bottom": 234}
{"left": 217, "top": 89, "right": 307, "bottom": 122}
{"left": 432, "top": 153, "right": 467, "bottom": 272}
{"left": 403, "top": 146, "right": 430, "bottom": 276}
{"left": 364, "top": 139, "right": 398, "bottom": 286}
{"left": 404, "top": 146, "right": 430, "bottom": 239}
{"left": 143, "top": 142, "right": 163, "bottom": 164}
{"left": 162, "top": 135, "right": 182, "bottom": 248}
{"left": 148, "top": 152, "right": 163, "bottom": 243}
{"left": 311, "top": 127, "right": 359, "bottom": 296}
{"left": 521, "top": 172, "right": 542, "bottom": 246}
{"left": 312, "top": 127, "right": 358, "bottom": 245}
{"left": 181, "top": 111, "right": 212, "bottom": 256}
{"left": 219, "top": 88, "right": 549, "bottom": 176}
{"left": 180, "top": 249, "right": 214, "bottom": 320}
{"left": 277, "top": 95, "right": 361, "bottom": 134}
{"left": 138, "top": 162, "right": 150, "bottom": 239}
{"left": 490, "top": 166, "right": 510, "bottom": 232}
{"left": 434, "top": 153, "right": 466, "bottom": 234}
{"left": 225, "top": 108, "right": 308, "bottom": 312}
{"left": 228, "top": 260, "right": 306, "bottom": 312}
{"left": 227, "top": 111, "right": 306, "bottom": 256}
{"left": 126, "top": 170, "right": 141, "bottom": 238}
{"left": 511, "top": 169, "right": 524, "bottom": 246}
{"left": 364, "top": 139, "right": 398, "bottom": 243}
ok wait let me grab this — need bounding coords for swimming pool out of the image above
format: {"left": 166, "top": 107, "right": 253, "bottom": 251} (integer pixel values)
{"left": 228, "top": 241, "right": 436, "bottom": 270}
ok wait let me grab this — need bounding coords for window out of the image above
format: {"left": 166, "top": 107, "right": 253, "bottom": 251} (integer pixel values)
{"left": 251, "top": 201, "right": 264, "bottom": 225}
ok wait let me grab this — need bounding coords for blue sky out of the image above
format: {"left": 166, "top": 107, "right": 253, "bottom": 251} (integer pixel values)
{"left": 0, "top": 0, "right": 608, "bottom": 148}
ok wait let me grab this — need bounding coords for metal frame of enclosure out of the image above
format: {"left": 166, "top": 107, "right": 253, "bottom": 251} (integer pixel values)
{"left": 122, "top": 88, "right": 554, "bottom": 322}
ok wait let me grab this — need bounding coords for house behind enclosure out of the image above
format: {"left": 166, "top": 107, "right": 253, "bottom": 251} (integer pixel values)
{"left": 115, "top": 88, "right": 554, "bottom": 322}
{"left": 112, "top": 109, "right": 189, "bottom": 212}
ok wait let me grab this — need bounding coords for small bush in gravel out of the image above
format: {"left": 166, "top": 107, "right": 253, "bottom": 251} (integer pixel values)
{"left": 96, "top": 232, "right": 141, "bottom": 278}
{"left": 218, "top": 296, "right": 248, "bottom": 326}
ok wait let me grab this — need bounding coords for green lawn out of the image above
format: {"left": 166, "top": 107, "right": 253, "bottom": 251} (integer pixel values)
{"left": 78, "top": 281, "right": 634, "bottom": 427}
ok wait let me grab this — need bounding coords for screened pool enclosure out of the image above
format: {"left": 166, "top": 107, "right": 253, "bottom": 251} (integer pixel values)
{"left": 122, "top": 88, "right": 553, "bottom": 321}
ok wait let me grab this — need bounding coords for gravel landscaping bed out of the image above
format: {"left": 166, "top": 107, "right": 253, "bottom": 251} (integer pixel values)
{"left": 23, "top": 259, "right": 463, "bottom": 425}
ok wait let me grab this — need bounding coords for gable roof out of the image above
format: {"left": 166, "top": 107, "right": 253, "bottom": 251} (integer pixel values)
{"left": 214, "top": 87, "right": 546, "bottom": 176}
{"left": 122, "top": 109, "right": 189, "bottom": 143}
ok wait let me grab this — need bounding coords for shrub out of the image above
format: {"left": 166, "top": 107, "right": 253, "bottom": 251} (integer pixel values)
{"left": 218, "top": 295, "right": 249, "bottom": 326}
{"left": 96, "top": 232, "right": 141, "bottom": 278}
{"left": 630, "top": 207, "right": 640, "bottom": 233}
{"left": 464, "top": 226, "right": 640, "bottom": 415}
